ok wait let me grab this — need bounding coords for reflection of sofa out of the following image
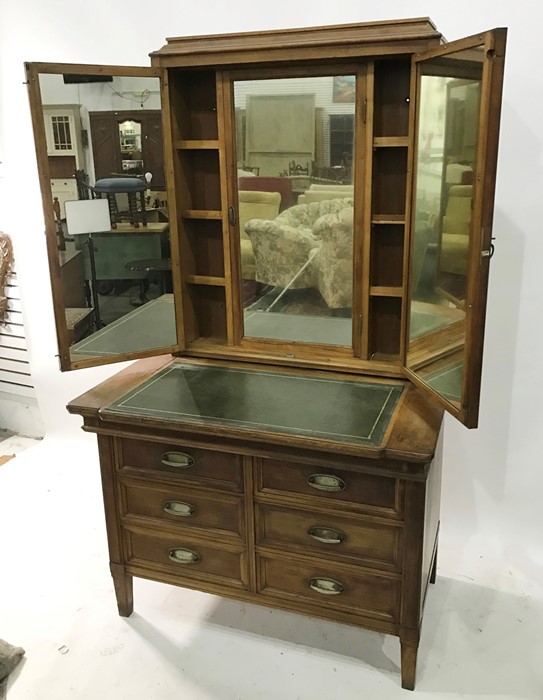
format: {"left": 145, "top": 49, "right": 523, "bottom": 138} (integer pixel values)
{"left": 239, "top": 190, "right": 281, "bottom": 280}
{"left": 298, "top": 183, "right": 354, "bottom": 205}
{"left": 439, "top": 185, "right": 472, "bottom": 275}
{"left": 245, "top": 198, "right": 354, "bottom": 306}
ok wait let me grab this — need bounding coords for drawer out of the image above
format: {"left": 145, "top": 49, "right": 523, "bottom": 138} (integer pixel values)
{"left": 257, "top": 554, "right": 400, "bottom": 623}
{"left": 256, "top": 503, "right": 401, "bottom": 571}
{"left": 121, "top": 479, "right": 245, "bottom": 539}
{"left": 258, "top": 459, "right": 401, "bottom": 517}
{"left": 118, "top": 438, "right": 243, "bottom": 492}
{"left": 125, "top": 527, "right": 246, "bottom": 588}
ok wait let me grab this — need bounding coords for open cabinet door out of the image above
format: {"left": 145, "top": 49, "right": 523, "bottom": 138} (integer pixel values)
{"left": 26, "top": 62, "right": 182, "bottom": 371}
{"left": 404, "top": 29, "right": 507, "bottom": 428}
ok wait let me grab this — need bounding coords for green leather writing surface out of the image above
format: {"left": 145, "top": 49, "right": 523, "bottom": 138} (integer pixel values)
{"left": 102, "top": 363, "right": 402, "bottom": 446}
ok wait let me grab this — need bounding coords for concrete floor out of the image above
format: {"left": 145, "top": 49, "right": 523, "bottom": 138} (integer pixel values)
{"left": 1, "top": 433, "right": 542, "bottom": 699}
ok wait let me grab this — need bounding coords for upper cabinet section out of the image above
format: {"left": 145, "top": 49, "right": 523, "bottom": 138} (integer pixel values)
{"left": 29, "top": 19, "right": 506, "bottom": 427}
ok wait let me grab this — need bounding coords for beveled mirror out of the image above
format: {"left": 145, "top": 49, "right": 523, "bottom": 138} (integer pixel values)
{"left": 26, "top": 63, "right": 177, "bottom": 370}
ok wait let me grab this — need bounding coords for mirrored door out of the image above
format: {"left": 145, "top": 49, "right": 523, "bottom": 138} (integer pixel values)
{"left": 27, "top": 63, "right": 177, "bottom": 370}
{"left": 405, "top": 29, "right": 507, "bottom": 427}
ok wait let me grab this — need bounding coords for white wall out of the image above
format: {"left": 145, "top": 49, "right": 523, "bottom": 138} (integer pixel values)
{"left": 0, "top": 1, "right": 541, "bottom": 556}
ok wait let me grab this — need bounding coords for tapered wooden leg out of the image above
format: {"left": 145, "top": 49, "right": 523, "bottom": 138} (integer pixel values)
{"left": 110, "top": 563, "right": 133, "bottom": 617}
{"left": 400, "top": 637, "right": 418, "bottom": 690}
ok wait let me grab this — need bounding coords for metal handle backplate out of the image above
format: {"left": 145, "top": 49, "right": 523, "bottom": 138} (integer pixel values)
{"left": 168, "top": 548, "right": 200, "bottom": 564}
{"left": 161, "top": 451, "right": 195, "bottom": 469}
{"left": 307, "top": 473, "right": 346, "bottom": 492}
{"left": 309, "top": 577, "right": 344, "bottom": 595}
{"left": 163, "top": 501, "right": 195, "bottom": 517}
{"left": 307, "top": 526, "right": 345, "bottom": 544}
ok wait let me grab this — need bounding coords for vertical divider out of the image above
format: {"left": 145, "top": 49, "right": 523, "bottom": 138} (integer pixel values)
{"left": 160, "top": 70, "right": 186, "bottom": 350}
{"left": 216, "top": 71, "right": 236, "bottom": 346}
{"left": 351, "top": 64, "right": 368, "bottom": 359}
{"left": 400, "top": 61, "right": 418, "bottom": 366}
{"left": 360, "top": 62, "right": 375, "bottom": 359}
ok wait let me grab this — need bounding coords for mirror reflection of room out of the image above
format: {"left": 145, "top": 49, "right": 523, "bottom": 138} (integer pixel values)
{"left": 407, "top": 47, "right": 483, "bottom": 406}
{"left": 40, "top": 72, "right": 175, "bottom": 362}
{"left": 234, "top": 76, "right": 356, "bottom": 346}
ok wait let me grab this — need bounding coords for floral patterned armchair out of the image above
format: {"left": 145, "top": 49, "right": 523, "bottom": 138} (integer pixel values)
{"left": 244, "top": 198, "right": 353, "bottom": 293}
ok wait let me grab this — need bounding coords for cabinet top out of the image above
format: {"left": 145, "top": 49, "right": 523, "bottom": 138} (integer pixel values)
{"left": 150, "top": 17, "right": 442, "bottom": 66}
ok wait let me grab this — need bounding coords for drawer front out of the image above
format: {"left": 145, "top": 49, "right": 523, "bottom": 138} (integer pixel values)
{"left": 258, "top": 459, "right": 400, "bottom": 516}
{"left": 256, "top": 503, "right": 401, "bottom": 570}
{"left": 119, "top": 438, "right": 243, "bottom": 492}
{"left": 258, "top": 554, "right": 400, "bottom": 622}
{"left": 121, "top": 480, "right": 245, "bottom": 539}
{"left": 125, "top": 527, "right": 246, "bottom": 587}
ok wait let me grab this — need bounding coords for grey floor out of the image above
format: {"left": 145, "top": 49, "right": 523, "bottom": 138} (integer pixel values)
{"left": 1, "top": 433, "right": 542, "bottom": 699}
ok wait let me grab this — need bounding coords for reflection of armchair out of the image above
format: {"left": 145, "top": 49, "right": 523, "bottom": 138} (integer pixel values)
{"left": 439, "top": 185, "right": 472, "bottom": 275}
{"left": 244, "top": 198, "right": 353, "bottom": 292}
{"left": 313, "top": 206, "right": 354, "bottom": 308}
{"left": 238, "top": 191, "right": 281, "bottom": 280}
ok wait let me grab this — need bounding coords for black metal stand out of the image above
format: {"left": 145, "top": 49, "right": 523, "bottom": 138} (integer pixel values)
{"left": 85, "top": 234, "right": 103, "bottom": 330}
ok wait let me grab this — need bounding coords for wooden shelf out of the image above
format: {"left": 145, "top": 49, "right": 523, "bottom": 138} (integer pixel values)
{"left": 186, "top": 275, "right": 225, "bottom": 286}
{"left": 175, "top": 139, "right": 220, "bottom": 150}
{"left": 371, "top": 215, "right": 405, "bottom": 225}
{"left": 373, "top": 136, "right": 409, "bottom": 148}
{"left": 182, "top": 210, "right": 223, "bottom": 220}
{"left": 370, "top": 286, "right": 403, "bottom": 298}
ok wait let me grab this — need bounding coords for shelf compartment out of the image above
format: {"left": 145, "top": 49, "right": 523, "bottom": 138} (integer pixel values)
{"left": 186, "top": 275, "right": 225, "bottom": 286}
{"left": 369, "top": 296, "right": 402, "bottom": 358}
{"left": 372, "top": 148, "right": 408, "bottom": 218}
{"left": 183, "top": 219, "right": 224, "bottom": 278}
{"left": 373, "top": 136, "right": 409, "bottom": 148}
{"left": 182, "top": 210, "right": 222, "bottom": 220}
{"left": 175, "top": 139, "right": 220, "bottom": 150}
{"left": 170, "top": 69, "right": 218, "bottom": 140}
{"left": 371, "top": 215, "right": 405, "bottom": 225}
{"left": 178, "top": 149, "right": 222, "bottom": 211}
{"left": 185, "top": 284, "right": 227, "bottom": 343}
{"left": 373, "top": 58, "right": 411, "bottom": 138}
{"left": 369, "top": 286, "right": 403, "bottom": 297}
{"left": 370, "top": 224, "right": 404, "bottom": 288}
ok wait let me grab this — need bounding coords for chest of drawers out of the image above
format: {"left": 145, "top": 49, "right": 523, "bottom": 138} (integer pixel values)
{"left": 69, "top": 356, "right": 443, "bottom": 690}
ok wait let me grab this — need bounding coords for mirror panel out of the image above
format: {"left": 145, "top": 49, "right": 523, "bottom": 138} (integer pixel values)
{"left": 407, "top": 46, "right": 484, "bottom": 407}
{"left": 32, "top": 67, "right": 176, "bottom": 368}
{"left": 233, "top": 76, "right": 355, "bottom": 347}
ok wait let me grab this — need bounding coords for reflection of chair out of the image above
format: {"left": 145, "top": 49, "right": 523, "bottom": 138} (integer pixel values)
{"left": 313, "top": 205, "right": 354, "bottom": 308}
{"left": 439, "top": 185, "right": 472, "bottom": 275}
{"left": 92, "top": 177, "right": 148, "bottom": 229}
{"left": 245, "top": 198, "right": 353, "bottom": 294}
{"left": 238, "top": 191, "right": 281, "bottom": 280}
{"left": 238, "top": 177, "right": 294, "bottom": 211}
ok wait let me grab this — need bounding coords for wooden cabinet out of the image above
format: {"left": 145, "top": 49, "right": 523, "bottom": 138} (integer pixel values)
{"left": 28, "top": 16, "right": 507, "bottom": 690}
{"left": 89, "top": 110, "right": 165, "bottom": 188}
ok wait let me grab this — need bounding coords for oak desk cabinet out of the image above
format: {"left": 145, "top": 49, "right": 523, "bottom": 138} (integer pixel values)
{"left": 28, "top": 17, "right": 507, "bottom": 690}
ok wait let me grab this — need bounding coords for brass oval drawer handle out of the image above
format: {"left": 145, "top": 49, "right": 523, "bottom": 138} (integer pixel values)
{"left": 307, "top": 473, "right": 346, "bottom": 492}
{"left": 309, "top": 577, "right": 344, "bottom": 595}
{"left": 307, "top": 526, "right": 345, "bottom": 544}
{"left": 163, "top": 501, "right": 195, "bottom": 517}
{"left": 161, "top": 451, "right": 195, "bottom": 469}
{"left": 168, "top": 548, "right": 200, "bottom": 564}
